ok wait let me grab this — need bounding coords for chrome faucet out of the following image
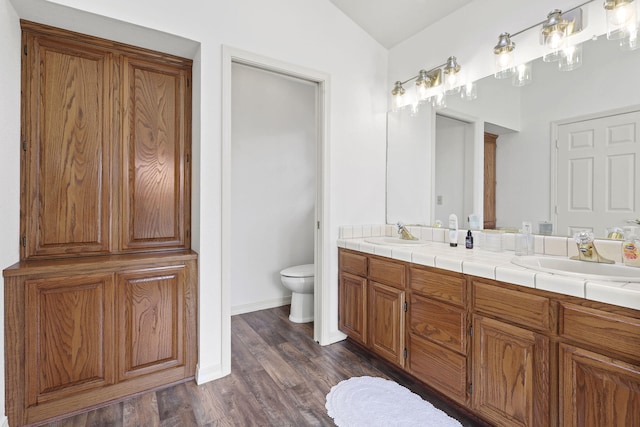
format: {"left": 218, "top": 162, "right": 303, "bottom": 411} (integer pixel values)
{"left": 397, "top": 222, "right": 418, "bottom": 240}
{"left": 570, "top": 231, "right": 614, "bottom": 264}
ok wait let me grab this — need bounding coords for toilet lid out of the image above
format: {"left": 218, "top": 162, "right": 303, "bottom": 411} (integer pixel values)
{"left": 280, "top": 264, "right": 314, "bottom": 278}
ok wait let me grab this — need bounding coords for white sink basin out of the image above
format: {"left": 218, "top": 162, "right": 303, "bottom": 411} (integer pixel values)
{"left": 512, "top": 256, "right": 640, "bottom": 282}
{"left": 364, "top": 236, "right": 430, "bottom": 247}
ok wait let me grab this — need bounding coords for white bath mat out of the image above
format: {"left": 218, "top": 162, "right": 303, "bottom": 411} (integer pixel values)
{"left": 326, "top": 376, "right": 462, "bottom": 427}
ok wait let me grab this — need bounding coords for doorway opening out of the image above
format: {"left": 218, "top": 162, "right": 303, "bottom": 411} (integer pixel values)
{"left": 221, "top": 47, "right": 330, "bottom": 375}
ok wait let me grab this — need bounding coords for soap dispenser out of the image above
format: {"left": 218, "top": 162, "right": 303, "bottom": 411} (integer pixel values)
{"left": 622, "top": 226, "right": 640, "bottom": 267}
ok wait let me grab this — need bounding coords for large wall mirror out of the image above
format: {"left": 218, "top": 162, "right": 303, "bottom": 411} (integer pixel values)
{"left": 387, "top": 34, "right": 640, "bottom": 238}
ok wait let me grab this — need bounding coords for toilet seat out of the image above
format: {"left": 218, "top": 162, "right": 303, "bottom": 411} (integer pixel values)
{"left": 280, "top": 264, "right": 314, "bottom": 278}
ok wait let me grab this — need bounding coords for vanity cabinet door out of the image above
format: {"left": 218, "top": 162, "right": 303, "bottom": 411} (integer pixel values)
{"left": 560, "top": 344, "right": 640, "bottom": 427}
{"left": 116, "top": 266, "right": 187, "bottom": 381}
{"left": 472, "top": 315, "right": 549, "bottom": 427}
{"left": 120, "top": 55, "right": 191, "bottom": 252}
{"left": 22, "top": 32, "right": 114, "bottom": 259}
{"left": 338, "top": 272, "right": 367, "bottom": 345}
{"left": 369, "top": 281, "right": 405, "bottom": 368}
{"left": 25, "top": 273, "right": 116, "bottom": 406}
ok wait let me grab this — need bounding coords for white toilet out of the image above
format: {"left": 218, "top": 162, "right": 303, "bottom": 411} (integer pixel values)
{"left": 280, "top": 264, "right": 315, "bottom": 323}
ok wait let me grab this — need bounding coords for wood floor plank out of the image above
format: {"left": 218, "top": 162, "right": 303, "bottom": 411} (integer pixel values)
{"left": 123, "top": 390, "right": 160, "bottom": 427}
{"left": 39, "top": 305, "right": 487, "bottom": 427}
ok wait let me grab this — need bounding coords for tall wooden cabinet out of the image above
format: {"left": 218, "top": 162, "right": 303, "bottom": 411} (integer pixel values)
{"left": 4, "top": 21, "right": 197, "bottom": 427}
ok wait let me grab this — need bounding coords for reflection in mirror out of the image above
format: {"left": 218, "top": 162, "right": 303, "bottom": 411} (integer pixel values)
{"left": 434, "top": 115, "right": 474, "bottom": 227}
{"left": 386, "top": 34, "right": 640, "bottom": 238}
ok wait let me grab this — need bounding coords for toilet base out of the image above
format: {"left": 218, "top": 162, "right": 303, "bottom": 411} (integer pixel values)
{"left": 289, "top": 291, "right": 314, "bottom": 323}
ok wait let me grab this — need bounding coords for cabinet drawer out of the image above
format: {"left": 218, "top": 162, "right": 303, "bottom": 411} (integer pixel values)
{"left": 369, "top": 257, "right": 406, "bottom": 289}
{"left": 339, "top": 250, "right": 367, "bottom": 276}
{"left": 410, "top": 294, "right": 466, "bottom": 354}
{"left": 560, "top": 303, "right": 640, "bottom": 361}
{"left": 473, "top": 280, "right": 551, "bottom": 332}
{"left": 411, "top": 267, "right": 466, "bottom": 306}
{"left": 408, "top": 333, "right": 467, "bottom": 404}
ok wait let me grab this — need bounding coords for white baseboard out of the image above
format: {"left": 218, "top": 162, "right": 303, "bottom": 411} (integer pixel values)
{"left": 1, "top": 414, "right": 8, "bottom": 427}
{"left": 195, "top": 363, "right": 230, "bottom": 385}
{"left": 230, "top": 296, "right": 291, "bottom": 316}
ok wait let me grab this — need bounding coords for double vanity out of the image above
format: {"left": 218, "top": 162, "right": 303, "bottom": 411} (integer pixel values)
{"left": 338, "top": 225, "right": 640, "bottom": 427}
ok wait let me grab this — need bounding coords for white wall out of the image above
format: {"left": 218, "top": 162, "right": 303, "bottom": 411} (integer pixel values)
{"left": 1, "top": 0, "right": 388, "bottom": 402}
{"left": 434, "top": 116, "right": 473, "bottom": 226}
{"left": 386, "top": 106, "right": 432, "bottom": 225}
{"left": 230, "top": 63, "right": 316, "bottom": 313}
{"left": 389, "top": 0, "right": 609, "bottom": 87}
{"left": 0, "top": 0, "right": 21, "bottom": 424}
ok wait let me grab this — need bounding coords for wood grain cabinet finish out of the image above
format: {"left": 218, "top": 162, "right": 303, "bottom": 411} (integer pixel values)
{"left": 338, "top": 250, "right": 640, "bottom": 427}
{"left": 472, "top": 315, "right": 550, "bottom": 427}
{"left": 121, "top": 56, "right": 190, "bottom": 251}
{"left": 7, "top": 21, "right": 197, "bottom": 427}
{"left": 560, "top": 344, "right": 640, "bottom": 427}
{"left": 25, "top": 273, "right": 116, "bottom": 406}
{"left": 21, "top": 30, "right": 114, "bottom": 258}
{"left": 117, "top": 266, "right": 186, "bottom": 381}
{"left": 20, "top": 21, "right": 192, "bottom": 260}
{"left": 338, "top": 250, "right": 406, "bottom": 368}
{"left": 4, "top": 252, "right": 198, "bottom": 427}
{"left": 338, "top": 272, "right": 367, "bottom": 345}
{"left": 408, "top": 267, "right": 468, "bottom": 404}
{"left": 369, "top": 281, "right": 405, "bottom": 367}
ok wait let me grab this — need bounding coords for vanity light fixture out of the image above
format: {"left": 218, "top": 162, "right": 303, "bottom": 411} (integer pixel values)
{"left": 389, "top": 56, "right": 467, "bottom": 112}
{"left": 443, "top": 56, "right": 462, "bottom": 93}
{"left": 493, "top": 2, "right": 590, "bottom": 80}
{"left": 391, "top": 81, "right": 406, "bottom": 112}
{"left": 604, "top": 0, "right": 638, "bottom": 40}
{"left": 541, "top": 9, "right": 570, "bottom": 50}
{"left": 494, "top": 32, "right": 516, "bottom": 78}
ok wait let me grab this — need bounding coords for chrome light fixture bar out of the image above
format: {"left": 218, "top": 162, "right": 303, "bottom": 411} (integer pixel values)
{"left": 493, "top": 1, "right": 591, "bottom": 79}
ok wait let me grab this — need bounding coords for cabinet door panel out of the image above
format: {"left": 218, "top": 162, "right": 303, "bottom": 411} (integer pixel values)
{"left": 121, "top": 57, "right": 190, "bottom": 251}
{"left": 24, "top": 35, "right": 113, "bottom": 258}
{"left": 117, "top": 266, "right": 185, "bottom": 380}
{"left": 339, "top": 272, "right": 367, "bottom": 345}
{"left": 410, "top": 294, "right": 466, "bottom": 354}
{"left": 472, "top": 315, "right": 549, "bottom": 427}
{"left": 369, "top": 281, "right": 405, "bottom": 367}
{"left": 560, "top": 344, "right": 640, "bottom": 427}
{"left": 409, "top": 333, "right": 467, "bottom": 404}
{"left": 25, "top": 274, "right": 115, "bottom": 405}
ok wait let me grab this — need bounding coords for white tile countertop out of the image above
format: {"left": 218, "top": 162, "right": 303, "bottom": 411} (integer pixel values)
{"left": 337, "top": 224, "right": 640, "bottom": 311}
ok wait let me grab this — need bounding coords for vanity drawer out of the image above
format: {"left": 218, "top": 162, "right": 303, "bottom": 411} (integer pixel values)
{"left": 339, "top": 250, "right": 367, "bottom": 277}
{"left": 408, "top": 333, "right": 467, "bottom": 404}
{"left": 410, "top": 294, "right": 466, "bottom": 354}
{"left": 369, "top": 257, "right": 406, "bottom": 289}
{"left": 410, "top": 267, "right": 466, "bottom": 307}
{"left": 473, "top": 280, "right": 551, "bottom": 332}
{"left": 559, "top": 303, "right": 640, "bottom": 361}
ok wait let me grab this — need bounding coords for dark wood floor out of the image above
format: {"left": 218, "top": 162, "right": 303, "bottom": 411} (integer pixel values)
{"left": 41, "top": 306, "right": 487, "bottom": 426}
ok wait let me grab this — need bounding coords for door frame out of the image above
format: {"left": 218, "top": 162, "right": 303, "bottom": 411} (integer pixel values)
{"left": 550, "top": 104, "right": 640, "bottom": 235}
{"left": 221, "top": 46, "right": 331, "bottom": 373}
